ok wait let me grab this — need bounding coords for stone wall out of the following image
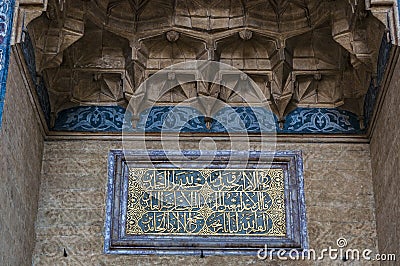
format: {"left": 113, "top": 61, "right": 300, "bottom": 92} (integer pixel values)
{"left": 0, "top": 51, "right": 45, "bottom": 266}
{"left": 33, "top": 139, "right": 377, "bottom": 265}
{"left": 370, "top": 56, "right": 400, "bottom": 259}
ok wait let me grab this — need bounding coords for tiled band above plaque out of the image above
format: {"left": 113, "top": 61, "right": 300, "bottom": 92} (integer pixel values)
{"left": 105, "top": 150, "right": 307, "bottom": 255}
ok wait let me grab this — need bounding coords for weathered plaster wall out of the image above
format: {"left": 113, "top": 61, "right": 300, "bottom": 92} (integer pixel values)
{"left": 0, "top": 51, "right": 45, "bottom": 266}
{"left": 33, "top": 140, "right": 376, "bottom": 265}
{"left": 370, "top": 55, "right": 400, "bottom": 259}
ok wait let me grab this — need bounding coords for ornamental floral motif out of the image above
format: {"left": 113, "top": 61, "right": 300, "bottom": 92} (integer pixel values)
{"left": 0, "top": 1, "right": 13, "bottom": 47}
{"left": 126, "top": 106, "right": 276, "bottom": 133}
{"left": 136, "top": 106, "right": 206, "bottom": 132}
{"left": 284, "top": 108, "right": 360, "bottom": 133}
{"left": 0, "top": 0, "right": 15, "bottom": 128}
{"left": 53, "top": 106, "right": 125, "bottom": 132}
{"left": 0, "top": 0, "right": 13, "bottom": 75}
{"left": 212, "top": 107, "right": 276, "bottom": 133}
{"left": 54, "top": 105, "right": 364, "bottom": 133}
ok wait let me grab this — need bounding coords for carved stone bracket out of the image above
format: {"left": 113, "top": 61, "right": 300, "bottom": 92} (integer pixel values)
{"left": 26, "top": 0, "right": 85, "bottom": 73}
{"left": 11, "top": 0, "right": 47, "bottom": 44}
{"left": 331, "top": 0, "right": 385, "bottom": 74}
{"left": 365, "top": 0, "right": 400, "bottom": 45}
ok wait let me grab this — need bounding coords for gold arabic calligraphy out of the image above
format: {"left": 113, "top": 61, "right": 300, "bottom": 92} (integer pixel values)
{"left": 126, "top": 168, "right": 286, "bottom": 236}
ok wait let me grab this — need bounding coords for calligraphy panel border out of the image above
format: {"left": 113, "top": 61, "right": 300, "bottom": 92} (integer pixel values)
{"left": 104, "top": 150, "right": 308, "bottom": 256}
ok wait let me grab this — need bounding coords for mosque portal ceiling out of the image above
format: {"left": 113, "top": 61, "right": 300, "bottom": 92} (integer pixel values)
{"left": 21, "top": 0, "right": 393, "bottom": 134}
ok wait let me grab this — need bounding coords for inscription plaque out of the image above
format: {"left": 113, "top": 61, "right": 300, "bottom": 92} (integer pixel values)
{"left": 126, "top": 168, "right": 286, "bottom": 236}
{"left": 105, "top": 150, "right": 307, "bottom": 255}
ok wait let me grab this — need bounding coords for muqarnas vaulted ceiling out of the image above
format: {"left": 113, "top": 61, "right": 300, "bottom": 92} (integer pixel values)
{"left": 25, "top": 0, "right": 388, "bottom": 132}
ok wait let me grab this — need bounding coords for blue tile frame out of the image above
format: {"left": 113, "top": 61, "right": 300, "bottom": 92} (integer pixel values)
{"left": 104, "top": 150, "right": 308, "bottom": 256}
{"left": 0, "top": 0, "right": 15, "bottom": 128}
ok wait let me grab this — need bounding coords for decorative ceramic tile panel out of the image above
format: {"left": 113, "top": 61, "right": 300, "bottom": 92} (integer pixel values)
{"left": 105, "top": 150, "right": 307, "bottom": 255}
{"left": 54, "top": 105, "right": 362, "bottom": 134}
{"left": 129, "top": 106, "right": 208, "bottom": 133}
{"left": 53, "top": 106, "right": 125, "bottom": 132}
{"left": 282, "top": 108, "right": 361, "bottom": 133}
{"left": 0, "top": 0, "right": 15, "bottom": 128}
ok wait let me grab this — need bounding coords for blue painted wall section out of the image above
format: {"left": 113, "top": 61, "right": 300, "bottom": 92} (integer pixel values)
{"left": 20, "top": 31, "right": 51, "bottom": 124}
{"left": 53, "top": 105, "right": 362, "bottom": 134}
{"left": 0, "top": 0, "right": 15, "bottom": 128}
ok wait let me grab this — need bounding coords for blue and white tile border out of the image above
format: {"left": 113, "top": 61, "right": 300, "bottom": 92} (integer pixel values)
{"left": 52, "top": 105, "right": 362, "bottom": 134}
{"left": 0, "top": 0, "right": 15, "bottom": 128}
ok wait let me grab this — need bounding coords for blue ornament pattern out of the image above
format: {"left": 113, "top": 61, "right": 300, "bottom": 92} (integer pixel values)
{"left": 212, "top": 107, "right": 276, "bottom": 133}
{"left": 53, "top": 106, "right": 125, "bottom": 132}
{"left": 125, "top": 106, "right": 276, "bottom": 133}
{"left": 130, "top": 106, "right": 208, "bottom": 132}
{"left": 0, "top": 0, "right": 15, "bottom": 128}
{"left": 54, "top": 105, "right": 363, "bottom": 134}
{"left": 282, "top": 108, "right": 361, "bottom": 133}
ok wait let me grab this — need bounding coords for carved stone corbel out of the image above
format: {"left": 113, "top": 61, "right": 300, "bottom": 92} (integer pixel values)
{"left": 268, "top": 41, "right": 295, "bottom": 126}
{"left": 130, "top": 40, "right": 146, "bottom": 65}
{"left": 24, "top": 0, "right": 85, "bottom": 72}
{"left": 332, "top": 0, "right": 384, "bottom": 73}
{"left": 365, "top": 0, "right": 400, "bottom": 44}
{"left": 11, "top": 0, "right": 48, "bottom": 44}
{"left": 206, "top": 41, "right": 217, "bottom": 61}
{"left": 127, "top": 39, "right": 147, "bottom": 99}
